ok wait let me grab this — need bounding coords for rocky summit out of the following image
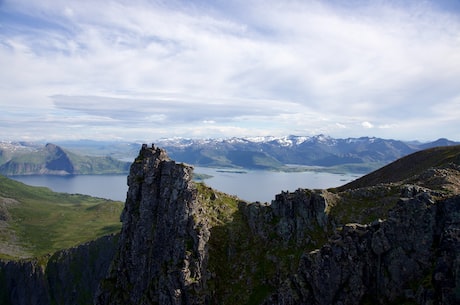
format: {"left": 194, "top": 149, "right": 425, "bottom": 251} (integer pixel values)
{"left": 96, "top": 144, "right": 208, "bottom": 304}
{"left": 1, "top": 144, "right": 460, "bottom": 305}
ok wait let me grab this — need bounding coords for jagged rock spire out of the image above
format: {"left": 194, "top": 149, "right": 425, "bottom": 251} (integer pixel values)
{"left": 96, "top": 144, "right": 209, "bottom": 305}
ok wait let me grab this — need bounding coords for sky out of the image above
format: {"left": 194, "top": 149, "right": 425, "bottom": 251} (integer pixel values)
{"left": 1, "top": 0, "right": 460, "bottom": 142}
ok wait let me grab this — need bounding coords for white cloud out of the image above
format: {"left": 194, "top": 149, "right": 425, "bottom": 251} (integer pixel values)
{"left": 1, "top": 0, "right": 460, "bottom": 141}
{"left": 362, "top": 121, "right": 374, "bottom": 129}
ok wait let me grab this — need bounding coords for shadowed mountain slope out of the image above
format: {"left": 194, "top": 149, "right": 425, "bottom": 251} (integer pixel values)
{"left": 337, "top": 145, "right": 460, "bottom": 191}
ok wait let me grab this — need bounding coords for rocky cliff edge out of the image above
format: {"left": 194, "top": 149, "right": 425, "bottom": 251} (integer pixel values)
{"left": 1, "top": 144, "right": 459, "bottom": 305}
{"left": 95, "top": 144, "right": 460, "bottom": 304}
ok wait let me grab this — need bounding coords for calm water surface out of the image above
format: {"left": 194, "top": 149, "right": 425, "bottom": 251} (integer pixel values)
{"left": 11, "top": 168, "right": 361, "bottom": 203}
{"left": 12, "top": 175, "right": 129, "bottom": 202}
{"left": 194, "top": 167, "right": 360, "bottom": 202}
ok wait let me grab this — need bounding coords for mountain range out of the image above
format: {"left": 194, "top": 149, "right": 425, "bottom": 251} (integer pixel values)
{"left": 145, "top": 135, "right": 460, "bottom": 172}
{"left": 44, "top": 135, "right": 456, "bottom": 171}
{"left": 0, "top": 142, "right": 130, "bottom": 175}
{"left": 1, "top": 135, "right": 459, "bottom": 176}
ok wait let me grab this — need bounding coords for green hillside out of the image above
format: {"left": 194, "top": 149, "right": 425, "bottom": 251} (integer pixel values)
{"left": 0, "top": 175, "right": 123, "bottom": 260}
{"left": 0, "top": 143, "right": 130, "bottom": 175}
{"left": 66, "top": 149, "right": 131, "bottom": 174}
{"left": 337, "top": 145, "right": 460, "bottom": 191}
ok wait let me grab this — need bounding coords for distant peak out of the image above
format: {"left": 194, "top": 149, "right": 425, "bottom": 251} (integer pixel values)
{"left": 45, "top": 143, "right": 65, "bottom": 154}
{"left": 45, "top": 143, "right": 57, "bottom": 148}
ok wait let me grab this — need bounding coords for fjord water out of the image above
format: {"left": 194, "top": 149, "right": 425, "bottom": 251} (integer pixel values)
{"left": 195, "top": 167, "right": 360, "bottom": 202}
{"left": 11, "top": 175, "right": 129, "bottom": 201}
{"left": 11, "top": 168, "right": 360, "bottom": 203}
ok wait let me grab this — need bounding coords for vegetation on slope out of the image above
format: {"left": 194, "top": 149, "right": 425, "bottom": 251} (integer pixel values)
{"left": 192, "top": 145, "right": 460, "bottom": 305}
{"left": 337, "top": 145, "right": 460, "bottom": 191}
{"left": 0, "top": 143, "right": 130, "bottom": 175}
{"left": 66, "top": 150, "right": 130, "bottom": 174}
{"left": 195, "top": 183, "right": 330, "bottom": 305}
{"left": 196, "top": 183, "right": 274, "bottom": 305}
{"left": 0, "top": 175, "right": 123, "bottom": 260}
{"left": 327, "top": 145, "right": 460, "bottom": 226}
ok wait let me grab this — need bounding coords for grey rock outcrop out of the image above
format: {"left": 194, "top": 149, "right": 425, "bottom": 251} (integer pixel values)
{"left": 94, "top": 145, "right": 460, "bottom": 305}
{"left": 0, "top": 234, "right": 118, "bottom": 305}
{"left": 96, "top": 144, "right": 210, "bottom": 305}
{"left": 0, "top": 259, "right": 49, "bottom": 305}
{"left": 46, "top": 234, "right": 118, "bottom": 305}
{"left": 242, "top": 189, "right": 330, "bottom": 246}
{"left": 265, "top": 188, "right": 460, "bottom": 305}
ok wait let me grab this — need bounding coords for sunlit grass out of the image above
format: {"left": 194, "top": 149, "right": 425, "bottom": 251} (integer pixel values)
{"left": 0, "top": 175, "right": 123, "bottom": 259}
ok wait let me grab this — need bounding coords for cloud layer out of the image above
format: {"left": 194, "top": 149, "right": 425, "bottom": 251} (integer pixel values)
{"left": 1, "top": 0, "right": 460, "bottom": 141}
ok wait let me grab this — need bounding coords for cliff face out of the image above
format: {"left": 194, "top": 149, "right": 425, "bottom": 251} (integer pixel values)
{"left": 0, "top": 234, "right": 118, "bottom": 305}
{"left": 44, "top": 143, "right": 75, "bottom": 174}
{"left": 0, "top": 259, "right": 49, "bottom": 305}
{"left": 45, "top": 234, "right": 118, "bottom": 305}
{"left": 95, "top": 145, "right": 460, "bottom": 305}
{"left": 94, "top": 145, "right": 335, "bottom": 305}
{"left": 242, "top": 189, "right": 330, "bottom": 246}
{"left": 267, "top": 188, "right": 460, "bottom": 304}
{"left": 96, "top": 144, "right": 210, "bottom": 305}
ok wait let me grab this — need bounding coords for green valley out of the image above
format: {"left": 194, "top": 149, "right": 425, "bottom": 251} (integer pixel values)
{"left": 0, "top": 175, "right": 123, "bottom": 260}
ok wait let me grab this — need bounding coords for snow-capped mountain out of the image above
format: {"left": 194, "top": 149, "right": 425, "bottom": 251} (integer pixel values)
{"left": 4, "top": 136, "right": 458, "bottom": 174}
{"left": 153, "top": 135, "right": 459, "bottom": 172}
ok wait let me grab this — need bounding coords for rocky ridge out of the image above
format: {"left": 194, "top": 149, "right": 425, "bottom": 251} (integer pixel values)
{"left": 266, "top": 188, "right": 460, "bottom": 304}
{"left": 0, "top": 144, "right": 459, "bottom": 304}
{"left": 94, "top": 144, "right": 460, "bottom": 304}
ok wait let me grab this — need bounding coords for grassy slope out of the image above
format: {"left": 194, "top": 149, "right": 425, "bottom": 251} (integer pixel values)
{"left": 66, "top": 150, "right": 130, "bottom": 174}
{"left": 0, "top": 175, "right": 123, "bottom": 260}
{"left": 326, "top": 145, "right": 460, "bottom": 227}
{"left": 337, "top": 145, "right": 460, "bottom": 191}
{"left": 196, "top": 183, "right": 270, "bottom": 304}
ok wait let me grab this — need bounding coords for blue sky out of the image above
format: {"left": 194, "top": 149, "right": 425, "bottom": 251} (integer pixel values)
{"left": 1, "top": 0, "right": 460, "bottom": 142}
